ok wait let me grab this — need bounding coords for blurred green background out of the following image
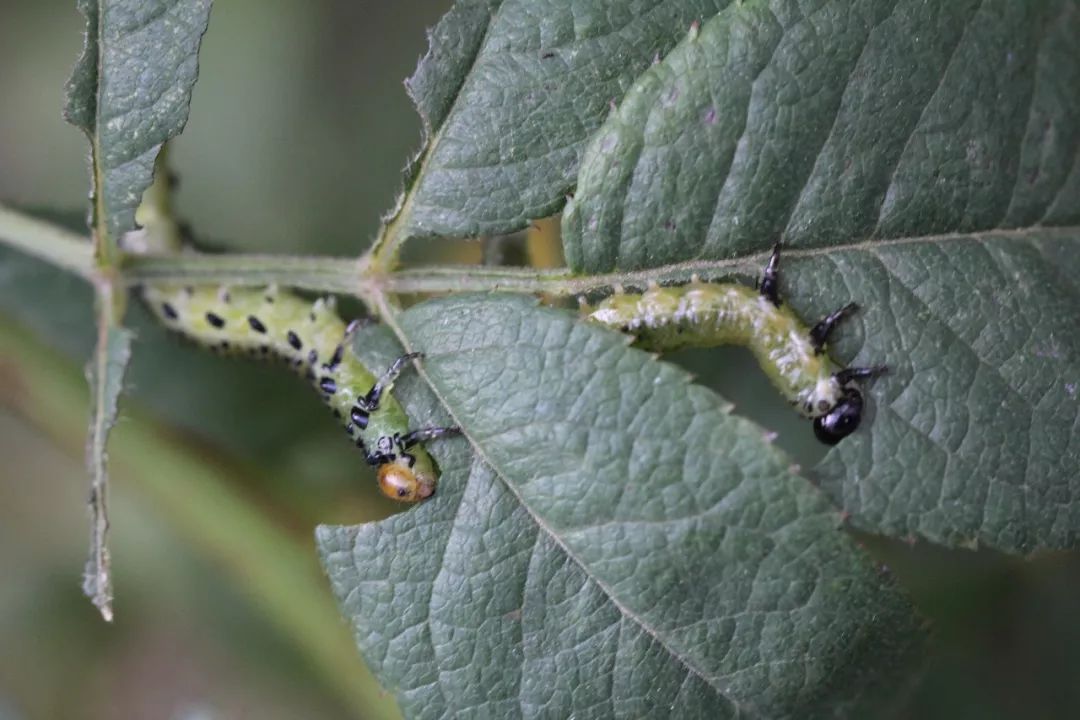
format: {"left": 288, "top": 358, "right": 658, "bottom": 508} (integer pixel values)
{"left": 1, "top": 2, "right": 1079, "bottom": 719}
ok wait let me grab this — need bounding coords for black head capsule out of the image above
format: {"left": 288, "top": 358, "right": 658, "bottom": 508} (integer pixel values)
{"left": 813, "top": 387, "right": 864, "bottom": 445}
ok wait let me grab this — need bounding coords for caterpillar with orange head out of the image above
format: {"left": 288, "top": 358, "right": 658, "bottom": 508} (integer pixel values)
{"left": 141, "top": 284, "right": 458, "bottom": 501}
{"left": 583, "top": 245, "right": 886, "bottom": 444}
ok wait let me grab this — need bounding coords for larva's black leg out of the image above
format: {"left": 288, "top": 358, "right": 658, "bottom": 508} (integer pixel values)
{"left": 332, "top": 318, "right": 376, "bottom": 371}
{"left": 760, "top": 242, "right": 782, "bottom": 306}
{"left": 364, "top": 451, "right": 394, "bottom": 467}
{"left": 357, "top": 352, "right": 423, "bottom": 412}
{"left": 835, "top": 365, "right": 888, "bottom": 385}
{"left": 399, "top": 426, "right": 461, "bottom": 449}
{"left": 344, "top": 316, "right": 377, "bottom": 339}
{"left": 810, "top": 302, "right": 859, "bottom": 352}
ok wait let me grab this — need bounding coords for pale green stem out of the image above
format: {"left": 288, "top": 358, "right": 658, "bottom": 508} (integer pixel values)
{"left": 381, "top": 258, "right": 764, "bottom": 296}
{"left": 122, "top": 252, "right": 368, "bottom": 295}
{"left": 123, "top": 253, "right": 766, "bottom": 299}
{"left": 22, "top": 205, "right": 1065, "bottom": 306}
{"left": 0, "top": 204, "right": 95, "bottom": 279}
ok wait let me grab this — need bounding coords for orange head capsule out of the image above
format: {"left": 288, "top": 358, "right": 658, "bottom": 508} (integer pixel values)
{"left": 377, "top": 463, "right": 436, "bottom": 503}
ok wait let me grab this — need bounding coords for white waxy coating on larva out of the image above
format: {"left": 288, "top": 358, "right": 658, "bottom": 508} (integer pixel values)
{"left": 585, "top": 281, "right": 845, "bottom": 418}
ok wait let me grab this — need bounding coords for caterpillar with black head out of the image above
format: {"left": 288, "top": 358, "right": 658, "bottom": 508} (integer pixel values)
{"left": 584, "top": 245, "right": 886, "bottom": 444}
{"left": 141, "top": 284, "right": 458, "bottom": 501}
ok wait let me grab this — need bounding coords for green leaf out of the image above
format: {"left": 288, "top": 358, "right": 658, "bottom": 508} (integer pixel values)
{"left": 806, "top": 234, "right": 1080, "bottom": 554}
{"left": 383, "top": 0, "right": 736, "bottom": 249}
{"left": 563, "top": 0, "right": 1080, "bottom": 270}
{"left": 83, "top": 314, "right": 133, "bottom": 621}
{"left": 560, "top": 0, "right": 1080, "bottom": 553}
{"left": 319, "top": 294, "right": 923, "bottom": 719}
{"left": 65, "top": 0, "right": 212, "bottom": 262}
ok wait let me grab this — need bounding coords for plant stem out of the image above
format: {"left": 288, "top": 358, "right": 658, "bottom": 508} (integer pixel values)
{"left": 7, "top": 206, "right": 1080, "bottom": 304}
{"left": 115, "top": 246, "right": 769, "bottom": 300}
{"left": 0, "top": 204, "right": 95, "bottom": 280}
{"left": 123, "top": 252, "right": 367, "bottom": 295}
{"left": 381, "top": 257, "right": 764, "bottom": 296}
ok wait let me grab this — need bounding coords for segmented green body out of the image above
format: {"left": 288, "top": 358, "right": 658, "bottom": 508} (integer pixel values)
{"left": 141, "top": 284, "right": 440, "bottom": 500}
{"left": 586, "top": 280, "right": 845, "bottom": 418}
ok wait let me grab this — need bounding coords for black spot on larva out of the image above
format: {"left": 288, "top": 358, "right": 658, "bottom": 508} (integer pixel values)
{"left": 220, "top": 290, "right": 231, "bottom": 303}
{"left": 206, "top": 312, "right": 226, "bottom": 329}
{"left": 319, "top": 377, "right": 337, "bottom": 394}
{"left": 304, "top": 369, "right": 315, "bottom": 382}
{"left": 309, "top": 312, "right": 317, "bottom": 323}
{"left": 162, "top": 302, "right": 178, "bottom": 320}
{"left": 355, "top": 437, "right": 367, "bottom": 453}
{"left": 350, "top": 407, "right": 369, "bottom": 429}
{"left": 265, "top": 295, "right": 275, "bottom": 303}
{"left": 259, "top": 345, "right": 270, "bottom": 355}
{"left": 344, "top": 423, "right": 354, "bottom": 435}
{"left": 220, "top": 341, "right": 230, "bottom": 351}
{"left": 332, "top": 408, "right": 341, "bottom": 419}
{"left": 308, "top": 349, "right": 318, "bottom": 365}
{"left": 248, "top": 316, "right": 267, "bottom": 333}
{"left": 292, "top": 358, "right": 303, "bottom": 368}
{"left": 287, "top": 331, "right": 302, "bottom": 351}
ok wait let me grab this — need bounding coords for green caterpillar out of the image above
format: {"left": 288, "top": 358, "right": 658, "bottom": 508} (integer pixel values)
{"left": 584, "top": 245, "right": 886, "bottom": 444}
{"left": 141, "top": 284, "right": 458, "bottom": 501}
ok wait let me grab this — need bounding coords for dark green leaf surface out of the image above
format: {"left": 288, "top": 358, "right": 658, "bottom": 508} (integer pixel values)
{"left": 65, "top": 0, "right": 212, "bottom": 252}
{"left": 560, "top": 0, "right": 1080, "bottom": 552}
{"left": 319, "top": 294, "right": 923, "bottom": 719}
{"left": 801, "top": 233, "right": 1080, "bottom": 554}
{"left": 393, "top": 0, "right": 734, "bottom": 240}
{"left": 563, "top": 0, "right": 1080, "bottom": 270}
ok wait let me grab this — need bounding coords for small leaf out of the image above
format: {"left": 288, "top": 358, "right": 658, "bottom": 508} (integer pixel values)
{"left": 386, "top": 0, "right": 735, "bottom": 244}
{"left": 83, "top": 312, "right": 133, "bottom": 621}
{"left": 65, "top": 0, "right": 212, "bottom": 261}
{"left": 560, "top": 0, "right": 1080, "bottom": 552}
{"left": 320, "top": 294, "right": 923, "bottom": 719}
